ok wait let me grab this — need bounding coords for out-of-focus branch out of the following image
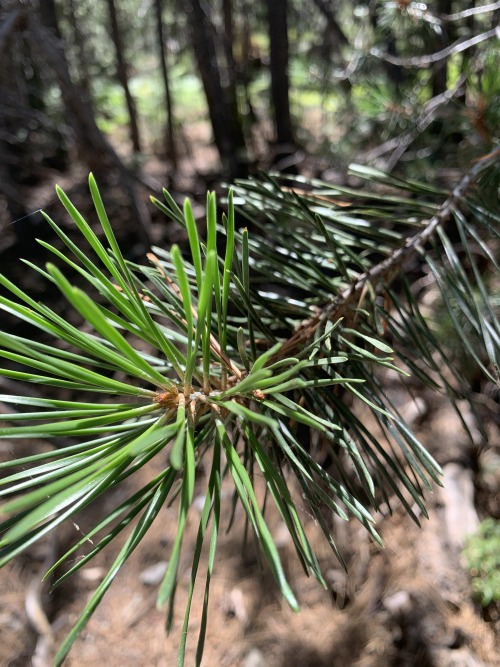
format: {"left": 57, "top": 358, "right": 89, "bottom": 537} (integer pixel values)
{"left": 371, "top": 26, "right": 498, "bottom": 67}
{"left": 385, "top": 75, "right": 467, "bottom": 170}
{"left": 443, "top": 1, "right": 500, "bottom": 22}
{"left": 358, "top": 74, "right": 467, "bottom": 166}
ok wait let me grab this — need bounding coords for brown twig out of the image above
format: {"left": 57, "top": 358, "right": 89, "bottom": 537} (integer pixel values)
{"left": 278, "top": 149, "right": 500, "bottom": 358}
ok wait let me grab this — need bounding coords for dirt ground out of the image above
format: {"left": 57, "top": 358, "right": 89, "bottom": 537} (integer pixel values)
{"left": 0, "top": 143, "right": 499, "bottom": 667}
{"left": 1, "top": 394, "right": 499, "bottom": 667}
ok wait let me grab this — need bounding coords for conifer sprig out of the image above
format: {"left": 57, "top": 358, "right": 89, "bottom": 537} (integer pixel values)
{"left": 0, "top": 152, "right": 498, "bottom": 664}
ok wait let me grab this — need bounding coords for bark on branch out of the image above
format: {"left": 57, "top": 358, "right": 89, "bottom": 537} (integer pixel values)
{"left": 279, "top": 148, "right": 500, "bottom": 357}
{"left": 371, "top": 27, "right": 498, "bottom": 67}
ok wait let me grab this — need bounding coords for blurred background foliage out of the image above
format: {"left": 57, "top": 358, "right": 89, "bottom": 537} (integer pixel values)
{"left": 0, "top": 3, "right": 499, "bottom": 663}
{"left": 1, "top": 0, "right": 499, "bottom": 230}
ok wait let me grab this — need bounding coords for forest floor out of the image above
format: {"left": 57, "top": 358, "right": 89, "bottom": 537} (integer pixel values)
{"left": 1, "top": 390, "right": 499, "bottom": 667}
{"left": 0, "top": 136, "right": 499, "bottom": 667}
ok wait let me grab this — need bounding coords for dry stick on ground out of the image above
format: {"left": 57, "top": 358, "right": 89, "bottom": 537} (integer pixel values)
{"left": 278, "top": 149, "right": 500, "bottom": 360}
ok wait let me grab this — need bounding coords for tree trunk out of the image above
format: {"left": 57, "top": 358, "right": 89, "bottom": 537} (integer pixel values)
{"left": 66, "top": 0, "right": 93, "bottom": 104}
{"left": 187, "top": 0, "right": 247, "bottom": 180}
{"left": 154, "top": 0, "right": 177, "bottom": 168}
{"left": 0, "top": 2, "right": 56, "bottom": 250}
{"left": 221, "top": 0, "right": 245, "bottom": 151}
{"left": 33, "top": 3, "right": 113, "bottom": 171}
{"left": 240, "top": 7, "right": 259, "bottom": 129}
{"left": 369, "top": 5, "right": 406, "bottom": 95}
{"left": 38, "top": 0, "right": 63, "bottom": 39}
{"left": 311, "top": 0, "right": 352, "bottom": 95}
{"left": 105, "top": 0, "right": 142, "bottom": 153}
{"left": 0, "top": 33, "right": 29, "bottom": 240}
{"left": 431, "top": 0, "right": 453, "bottom": 97}
{"left": 29, "top": 1, "right": 151, "bottom": 247}
{"left": 267, "top": 0, "right": 294, "bottom": 146}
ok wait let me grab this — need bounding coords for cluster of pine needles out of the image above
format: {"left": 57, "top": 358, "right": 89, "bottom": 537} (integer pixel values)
{"left": 0, "top": 152, "right": 498, "bottom": 664}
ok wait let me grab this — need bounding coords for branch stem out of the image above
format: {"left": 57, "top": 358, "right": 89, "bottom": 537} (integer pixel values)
{"left": 279, "top": 149, "right": 500, "bottom": 357}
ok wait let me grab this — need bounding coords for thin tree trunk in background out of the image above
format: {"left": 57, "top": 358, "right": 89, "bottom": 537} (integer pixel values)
{"left": 267, "top": 0, "right": 294, "bottom": 146}
{"left": 30, "top": 3, "right": 151, "bottom": 248}
{"left": 240, "top": 7, "right": 259, "bottom": 128}
{"left": 222, "top": 0, "right": 235, "bottom": 63}
{"left": 1, "top": 0, "right": 67, "bottom": 250}
{"left": 221, "top": 0, "right": 247, "bottom": 155}
{"left": 431, "top": 0, "right": 453, "bottom": 97}
{"left": 154, "top": 0, "right": 177, "bottom": 168}
{"left": 369, "top": 6, "right": 406, "bottom": 96}
{"left": 0, "top": 7, "right": 24, "bottom": 56}
{"left": 311, "top": 0, "right": 352, "bottom": 95}
{"left": 38, "top": 0, "right": 63, "bottom": 40}
{"left": 105, "top": 0, "right": 142, "bottom": 153}
{"left": 187, "top": 0, "right": 247, "bottom": 180}
{"left": 66, "top": 0, "right": 93, "bottom": 105}
{"left": 188, "top": 0, "right": 228, "bottom": 161}
{"left": 0, "top": 11, "right": 30, "bottom": 238}
{"left": 35, "top": 0, "right": 116, "bottom": 170}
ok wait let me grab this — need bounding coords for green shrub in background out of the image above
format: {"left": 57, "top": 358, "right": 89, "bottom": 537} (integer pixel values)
{"left": 464, "top": 519, "right": 500, "bottom": 608}
{"left": 0, "top": 154, "right": 498, "bottom": 665}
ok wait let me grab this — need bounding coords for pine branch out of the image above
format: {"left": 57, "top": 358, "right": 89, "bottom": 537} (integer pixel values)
{"left": 358, "top": 73, "right": 467, "bottom": 167}
{"left": 372, "top": 26, "right": 499, "bottom": 68}
{"left": 279, "top": 148, "right": 500, "bottom": 358}
{"left": 1, "top": 157, "right": 497, "bottom": 666}
{"left": 442, "top": 1, "right": 500, "bottom": 22}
